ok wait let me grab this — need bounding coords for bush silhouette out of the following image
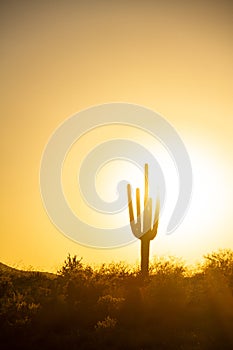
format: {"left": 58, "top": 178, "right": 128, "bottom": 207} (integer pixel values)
{"left": 0, "top": 250, "right": 233, "bottom": 349}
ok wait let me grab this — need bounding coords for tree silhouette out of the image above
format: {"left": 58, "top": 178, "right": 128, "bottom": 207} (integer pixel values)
{"left": 127, "top": 164, "right": 160, "bottom": 277}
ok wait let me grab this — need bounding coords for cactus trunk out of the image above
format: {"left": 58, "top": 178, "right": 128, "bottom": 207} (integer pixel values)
{"left": 141, "top": 238, "right": 150, "bottom": 277}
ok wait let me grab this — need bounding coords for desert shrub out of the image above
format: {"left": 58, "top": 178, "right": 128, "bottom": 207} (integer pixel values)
{"left": 97, "top": 294, "right": 125, "bottom": 320}
{"left": 95, "top": 316, "right": 117, "bottom": 330}
{"left": 57, "top": 254, "right": 84, "bottom": 277}
{"left": 203, "top": 249, "right": 233, "bottom": 275}
{"left": 0, "top": 275, "right": 13, "bottom": 298}
{"left": 1, "top": 251, "right": 233, "bottom": 350}
{"left": 150, "top": 255, "right": 186, "bottom": 276}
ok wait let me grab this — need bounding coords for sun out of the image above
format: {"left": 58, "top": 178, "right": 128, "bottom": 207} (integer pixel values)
{"left": 61, "top": 122, "right": 231, "bottom": 262}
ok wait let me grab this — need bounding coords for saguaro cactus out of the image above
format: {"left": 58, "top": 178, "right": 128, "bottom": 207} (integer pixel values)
{"left": 127, "top": 164, "right": 160, "bottom": 277}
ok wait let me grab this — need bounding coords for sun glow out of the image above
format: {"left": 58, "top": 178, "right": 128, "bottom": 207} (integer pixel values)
{"left": 62, "top": 124, "right": 177, "bottom": 231}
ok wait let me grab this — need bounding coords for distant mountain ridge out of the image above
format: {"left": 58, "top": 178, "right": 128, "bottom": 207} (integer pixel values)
{"left": 0, "top": 262, "right": 24, "bottom": 274}
{"left": 0, "top": 262, "right": 55, "bottom": 278}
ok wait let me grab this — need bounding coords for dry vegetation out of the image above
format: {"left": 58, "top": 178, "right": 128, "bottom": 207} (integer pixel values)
{"left": 0, "top": 249, "right": 233, "bottom": 349}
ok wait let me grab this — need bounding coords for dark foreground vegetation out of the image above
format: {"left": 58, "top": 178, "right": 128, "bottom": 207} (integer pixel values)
{"left": 0, "top": 249, "right": 233, "bottom": 350}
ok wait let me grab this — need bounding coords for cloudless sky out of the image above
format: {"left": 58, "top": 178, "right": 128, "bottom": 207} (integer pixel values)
{"left": 1, "top": 0, "right": 233, "bottom": 271}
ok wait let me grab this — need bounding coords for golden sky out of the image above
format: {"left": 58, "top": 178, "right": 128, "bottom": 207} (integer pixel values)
{"left": 1, "top": 0, "right": 233, "bottom": 271}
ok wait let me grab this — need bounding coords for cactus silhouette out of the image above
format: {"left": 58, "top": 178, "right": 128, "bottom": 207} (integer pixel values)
{"left": 127, "top": 164, "right": 160, "bottom": 277}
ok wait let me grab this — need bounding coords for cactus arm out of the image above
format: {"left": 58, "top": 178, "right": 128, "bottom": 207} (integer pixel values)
{"left": 136, "top": 188, "right": 141, "bottom": 228}
{"left": 127, "top": 184, "right": 141, "bottom": 238}
{"left": 127, "top": 184, "right": 134, "bottom": 224}
{"left": 144, "top": 163, "right": 149, "bottom": 207}
{"left": 150, "top": 197, "right": 160, "bottom": 240}
{"left": 153, "top": 196, "right": 160, "bottom": 228}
